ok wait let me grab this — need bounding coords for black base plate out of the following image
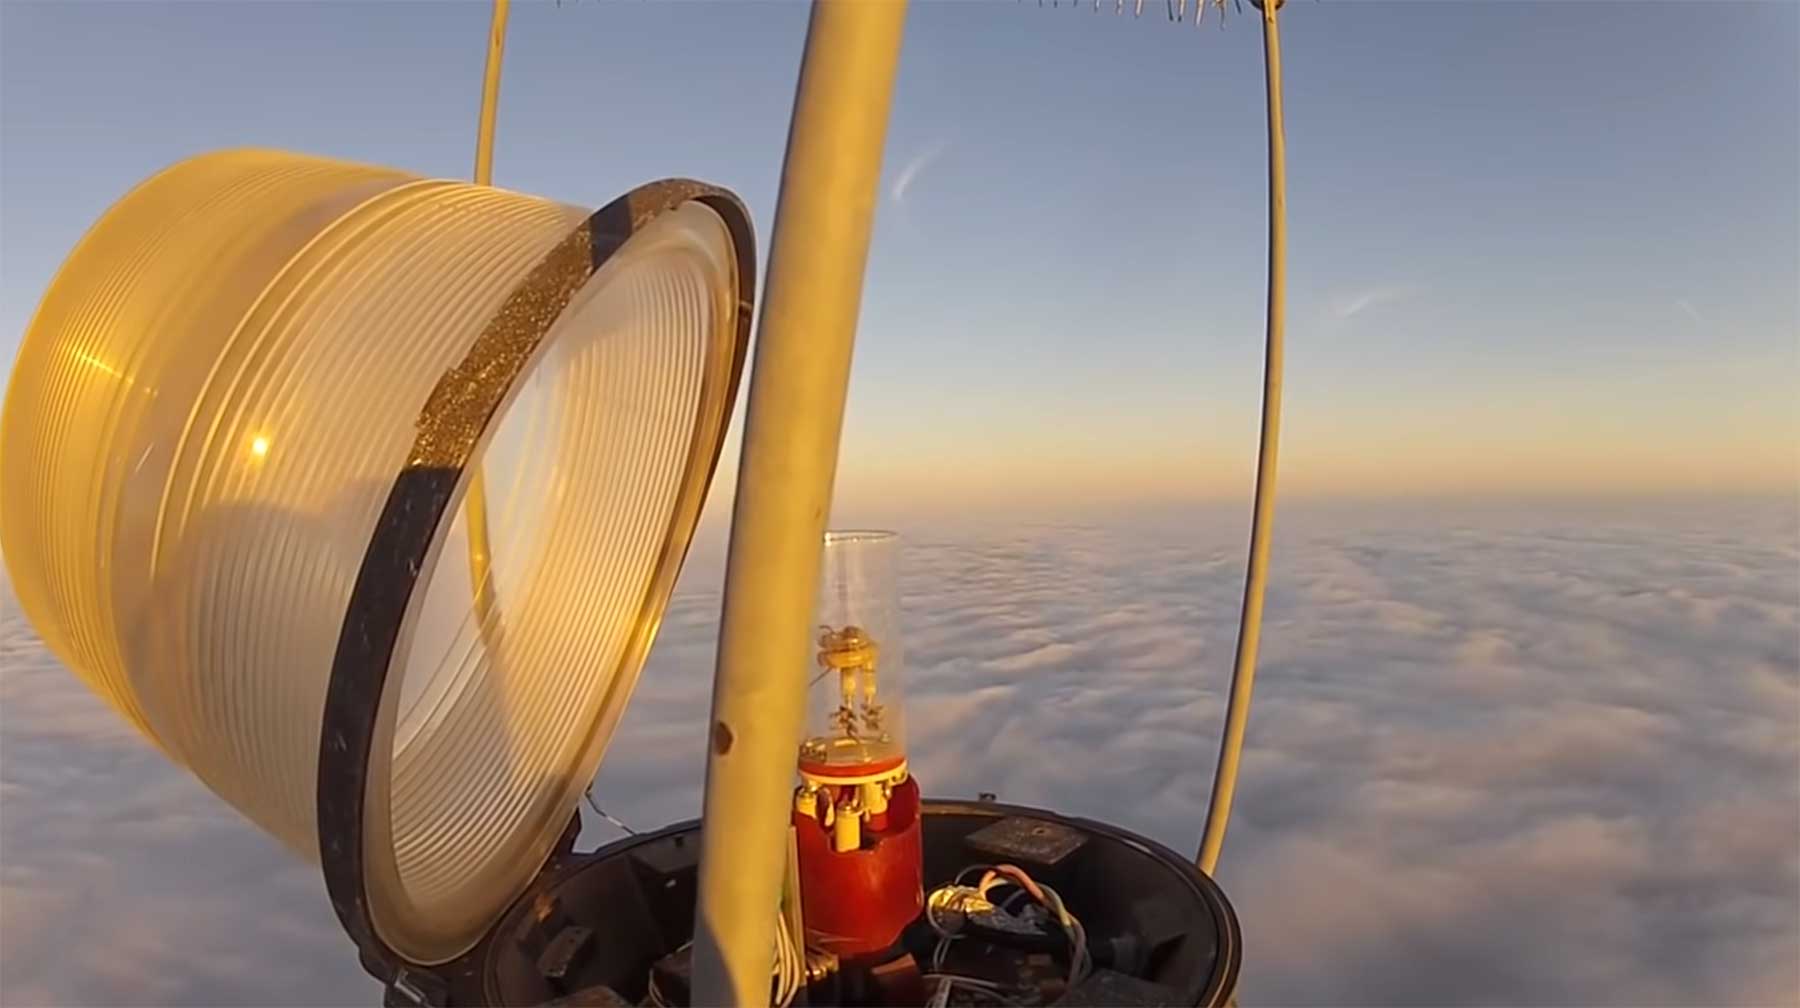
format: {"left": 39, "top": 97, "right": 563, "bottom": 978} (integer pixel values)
{"left": 365, "top": 798, "right": 1240, "bottom": 1008}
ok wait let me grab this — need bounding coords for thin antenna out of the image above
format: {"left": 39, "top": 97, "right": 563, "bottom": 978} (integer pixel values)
{"left": 1197, "top": 0, "right": 1286, "bottom": 876}
{"left": 465, "top": 0, "right": 510, "bottom": 637}
{"left": 472, "top": 0, "right": 509, "bottom": 186}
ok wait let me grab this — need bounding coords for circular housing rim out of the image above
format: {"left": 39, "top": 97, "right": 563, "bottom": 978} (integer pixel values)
{"left": 316, "top": 179, "right": 755, "bottom": 971}
{"left": 464, "top": 798, "right": 1242, "bottom": 1008}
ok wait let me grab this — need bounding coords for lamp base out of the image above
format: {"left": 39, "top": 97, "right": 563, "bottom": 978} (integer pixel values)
{"left": 365, "top": 799, "right": 1241, "bottom": 1008}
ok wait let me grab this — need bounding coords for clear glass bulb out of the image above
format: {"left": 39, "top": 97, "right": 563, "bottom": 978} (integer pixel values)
{"left": 800, "top": 531, "right": 907, "bottom": 776}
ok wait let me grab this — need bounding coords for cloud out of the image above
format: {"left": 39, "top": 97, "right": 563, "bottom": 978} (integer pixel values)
{"left": 0, "top": 578, "right": 370, "bottom": 1005}
{"left": 1677, "top": 298, "right": 1706, "bottom": 326}
{"left": 890, "top": 139, "right": 949, "bottom": 205}
{"left": 1328, "top": 284, "right": 1416, "bottom": 321}
{"left": 3, "top": 498, "right": 1797, "bottom": 1005}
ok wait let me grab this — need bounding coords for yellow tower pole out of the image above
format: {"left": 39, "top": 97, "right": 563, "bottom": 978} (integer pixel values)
{"left": 1198, "top": 0, "right": 1287, "bottom": 876}
{"left": 465, "top": 0, "right": 510, "bottom": 633}
{"left": 691, "top": 2, "right": 909, "bottom": 1004}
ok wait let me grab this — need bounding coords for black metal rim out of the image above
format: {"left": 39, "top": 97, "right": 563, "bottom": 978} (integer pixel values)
{"left": 474, "top": 798, "right": 1242, "bottom": 1008}
{"left": 924, "top": 798, "right": 1243, "bottom": 1007}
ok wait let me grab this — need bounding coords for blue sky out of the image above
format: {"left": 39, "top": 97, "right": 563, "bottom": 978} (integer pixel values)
{"left": 2, "top": 0, "right": 1795, "bottom": 506}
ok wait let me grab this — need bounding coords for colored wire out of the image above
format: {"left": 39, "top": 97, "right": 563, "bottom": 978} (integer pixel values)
{"left": 928, "top": 862, "right": 1091, "bottom": 991}
{"left": 647, "top": 912, "right": 803, "bottom": 1008}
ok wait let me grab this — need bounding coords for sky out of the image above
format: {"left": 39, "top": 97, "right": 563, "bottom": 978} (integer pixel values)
{"left": 2, "top": 0, "right": 1796, "bottom": 512}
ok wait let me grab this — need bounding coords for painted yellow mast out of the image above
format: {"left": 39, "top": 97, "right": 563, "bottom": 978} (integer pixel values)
{"left": 691, "top": 2, "right": 910, "bottom": 1003}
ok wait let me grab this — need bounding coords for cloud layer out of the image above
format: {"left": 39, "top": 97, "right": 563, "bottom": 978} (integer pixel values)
{"left": 3, "top": 497, "right": 1796, "bottom": 1005}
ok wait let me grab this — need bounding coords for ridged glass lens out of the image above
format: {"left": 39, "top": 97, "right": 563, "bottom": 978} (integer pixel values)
{"left": 0, "top": 148, "right": 745, "bottom": 963}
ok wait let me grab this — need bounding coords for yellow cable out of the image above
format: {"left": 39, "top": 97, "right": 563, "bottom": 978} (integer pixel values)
{"left": 1197, "top": 0, "right": 1286, "bottom": 876}
{"left": 466, "top": 0, "right": 510, "bottom": 641}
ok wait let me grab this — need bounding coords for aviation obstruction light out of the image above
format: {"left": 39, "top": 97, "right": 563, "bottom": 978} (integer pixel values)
{"left": 793, "top": 531, "right": 926, "bottom": 961}
{"left": 0, "top": 148, "right": 754, "bottom": 967}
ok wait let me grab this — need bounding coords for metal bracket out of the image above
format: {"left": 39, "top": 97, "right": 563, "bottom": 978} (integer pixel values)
{"left": 583, "top": 783, "right": 637, "bottom": 836}
{"left": 382, "top": 967, "right": 449, "bottom": 1008}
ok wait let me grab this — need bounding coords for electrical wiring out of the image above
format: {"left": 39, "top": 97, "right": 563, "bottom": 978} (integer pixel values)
{"left": 922, "top": 973, "right": 1029, "bottom": 1007}
{"left": 661, "top": 862, "right": 1084, "bottom": 1005}
{"left": 976, "top": 866, "right": 1091, "bottom": 989}
{"left": 646, "top": 911, "right": 805, "bottom": 1008}
{"left": 998, "top": 887, "right": 1032, "bottom": 914}
{"left": 925, "top": 862, "right": 1093, "bottom": 995}
{"left": 925, "top": 879, "right": 989, "bottom": 971}
{"left": 771, "top": 910, "right": 805, "bottom": 1007}
{"left": 923, "top": 974, "right": 1006, "bottom": 991}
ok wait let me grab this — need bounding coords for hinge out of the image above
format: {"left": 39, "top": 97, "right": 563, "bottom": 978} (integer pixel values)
{"left": 383, "top": 966, "right": 449, "bottom": 1008}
